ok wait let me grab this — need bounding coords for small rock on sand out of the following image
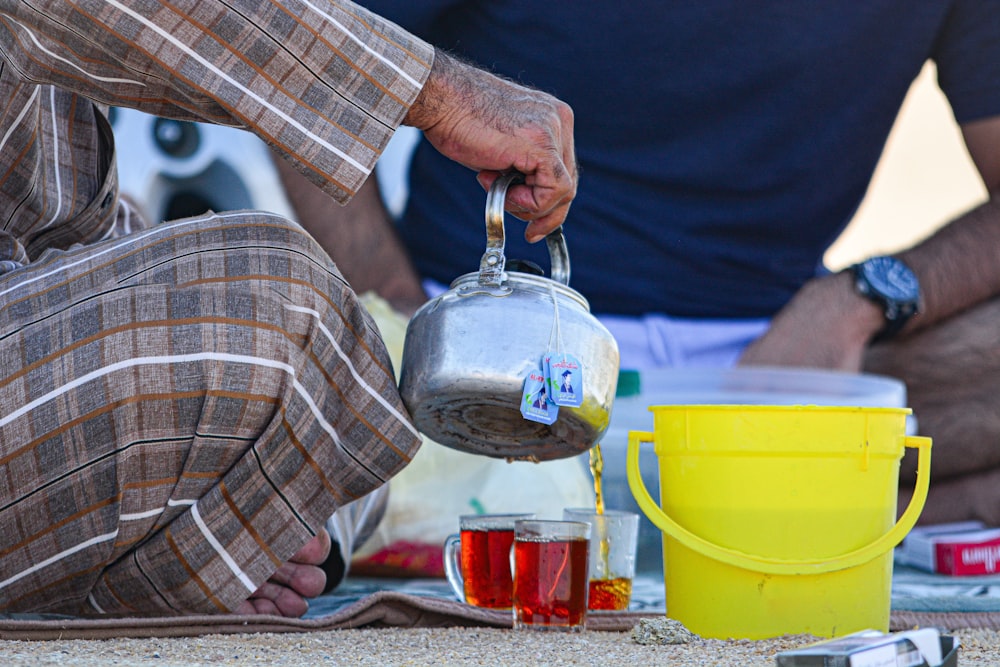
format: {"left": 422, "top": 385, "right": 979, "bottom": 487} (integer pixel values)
{"left": 631, "top": 617, "right": 699, "bottom": 645}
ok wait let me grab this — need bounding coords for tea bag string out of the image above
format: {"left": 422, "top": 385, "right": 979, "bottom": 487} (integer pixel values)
{"left": 547, "top": 544, "right": 574, "bottom": 601}
{"left": 547, "top": 283, "right": 565, "bottom": 353}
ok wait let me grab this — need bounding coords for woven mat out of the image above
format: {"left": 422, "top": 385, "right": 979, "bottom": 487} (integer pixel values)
{"left": 5, "top": 570, "right": 1000, "bottom": 641}
{"left": 0, "top": 590, "right": 652, "bottom": 641}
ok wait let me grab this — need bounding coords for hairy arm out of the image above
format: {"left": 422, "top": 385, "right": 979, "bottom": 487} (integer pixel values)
{"left": 403, "top": 49, "right": 577, "bottom": 242}
{"left": 274, "top": 155, "right": 428, "bottom": 315}
{"left": 899, "top": 117, "right": 1000, "bottom": 327}
{"left": 277, "top": 45, "right": 580, "bottom": 310}
{"left": 276, "top": 47, "right": 578, "bottom": 315}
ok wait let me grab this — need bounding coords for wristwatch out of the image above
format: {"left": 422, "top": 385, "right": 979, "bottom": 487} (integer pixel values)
{"left": 850, "top": 256, "right": 921, "bottom": 342}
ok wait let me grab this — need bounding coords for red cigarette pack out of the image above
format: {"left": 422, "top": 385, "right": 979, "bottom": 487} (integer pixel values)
{"left": 935, "top": 531, "right": 1000, "bottom": 575}
{"left": 897, "top": 521, "right": 1000, "bottom": 575}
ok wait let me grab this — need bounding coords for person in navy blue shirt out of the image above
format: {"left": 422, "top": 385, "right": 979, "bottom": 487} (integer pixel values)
{"left": 276, "top": 2, "right": 1000, "bottom": 526}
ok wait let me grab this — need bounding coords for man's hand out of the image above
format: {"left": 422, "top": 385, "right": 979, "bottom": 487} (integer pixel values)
{"left": 404, "top": 49, "right": 577, "bottom": 243}
{"left": 737, "top": 271, "right": 885, "bottom": 371}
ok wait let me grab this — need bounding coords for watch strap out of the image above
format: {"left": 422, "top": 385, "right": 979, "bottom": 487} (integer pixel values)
{"left": 850, "top": 259, "right": 920, "bottom": 343}
{"left": 871, "top": 301, "right": 916, "bottom": 343}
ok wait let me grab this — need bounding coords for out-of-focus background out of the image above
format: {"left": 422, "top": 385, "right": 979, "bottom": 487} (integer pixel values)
{"left": 824, "top": 62, "right": 987, "bottom": 268}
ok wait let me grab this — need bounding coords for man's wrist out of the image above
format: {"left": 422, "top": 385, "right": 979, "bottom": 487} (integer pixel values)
{"left": 403, "top": 48, "right": 448, "bottom": 131}
{"left": 830, "top": 270, "right": 888, "bottom": 344}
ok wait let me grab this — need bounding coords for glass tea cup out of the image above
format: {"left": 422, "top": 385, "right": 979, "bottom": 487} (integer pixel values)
{"left": 443, "top": 513, "right": 535, "bottom": 609}
{"left": 562, "top": 507, "right": 639, "bottom": 611}
{"left": 511, "top": 519, "right": 591, "bottom": 631}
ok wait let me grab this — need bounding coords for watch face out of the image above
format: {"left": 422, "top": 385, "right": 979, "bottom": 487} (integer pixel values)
{"left": 862, "top": 256, "right": 919, "bottom": 302}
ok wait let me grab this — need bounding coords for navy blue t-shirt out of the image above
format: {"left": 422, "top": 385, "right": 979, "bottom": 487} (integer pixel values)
{"left": 363, "top": 1, "right": 1000, "bottom": 318}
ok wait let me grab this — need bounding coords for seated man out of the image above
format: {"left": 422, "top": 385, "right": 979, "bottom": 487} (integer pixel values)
{"left": 0, "top": 0, "right": 575, "bottom": 616}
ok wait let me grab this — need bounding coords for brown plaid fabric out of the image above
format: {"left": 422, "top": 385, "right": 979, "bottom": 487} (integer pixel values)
{"left": 0, "top": 0, "right": 432, "bottom": 615}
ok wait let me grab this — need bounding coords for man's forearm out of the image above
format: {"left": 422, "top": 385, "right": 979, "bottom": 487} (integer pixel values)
{"left": 273, "top": 154, "right": 428, "bottom": 314}
{"left": 897, "top": 193, "right": 1000, "bottom": 335}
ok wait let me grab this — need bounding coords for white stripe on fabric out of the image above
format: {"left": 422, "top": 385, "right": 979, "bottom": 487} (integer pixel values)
{"left": 2, "top": 351, "right": 297, "bottom": 429}
{"left": 119, "top": 497, "right": 199, "bottom": 521}
{"left": 0, "top": 85, "right": 39, "bottom": 153}
{"left": 297, "top": 0, "right": 422, "bottom": 88}
{"left": 288, "top": 369, "right": 346, "bottom": 450}
{"left": 284, "top": 304, "right": 419, "bottom": 438}
{"left": 190, "top": 504, "right": 256, "bottom": 592}
{"left": 120, "top": 205, "right": 132, "bottom": 235}
{"left": 10, "top": 21, "right": 147, "bottom": 86}
{"left": 0, "top": 210, "right": 234, "bottom": 299}
{"left": 40, "top": 86, "right": 63, "bottom": 230}
{"left": 98, "top": 219, "right": 117, "bottom": 241}
{"left": 119, "top": 507, "right": 164, "bottom": 521}
{"left": 105, "top": 0, "right": 370, "bottom": 174}
{"left": 0, "top": 530, "right": 119, "bottom": 592}
{"left": 87, "top": 593, "right": 107, "bottom": 614}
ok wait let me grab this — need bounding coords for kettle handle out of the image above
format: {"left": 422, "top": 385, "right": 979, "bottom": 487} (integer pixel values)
{"left": 479, "top": 171, "right": 571, "bottom": 287}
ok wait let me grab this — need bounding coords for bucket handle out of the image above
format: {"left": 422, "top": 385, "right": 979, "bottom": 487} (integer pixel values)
{"left": 626, "top": 431, "right": 932, "bottom": 576}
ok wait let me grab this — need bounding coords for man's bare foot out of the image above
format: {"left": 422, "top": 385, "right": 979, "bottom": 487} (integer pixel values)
{"left": 236, "top": 529, "right": 332, "bottom": 617}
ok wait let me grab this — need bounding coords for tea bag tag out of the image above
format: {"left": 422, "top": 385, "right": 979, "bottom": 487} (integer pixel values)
{"left": 547, "top": 352, "right": 583, "bottom": 408}
{"left": 521, "top": 368, "right": 559, "bottom": 424}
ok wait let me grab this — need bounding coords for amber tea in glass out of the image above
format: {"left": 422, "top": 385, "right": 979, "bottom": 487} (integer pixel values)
{"left": 443, "top": 513, "right": 534, "bottom": 609}
{"left": 588, "top": 576, "right": 633, "bottom": 610}
{"left": 563, "top": 507, "right": 639, "bottom": 611}
{"left": 512, "top": 520, "right": 591, "bottom": 631}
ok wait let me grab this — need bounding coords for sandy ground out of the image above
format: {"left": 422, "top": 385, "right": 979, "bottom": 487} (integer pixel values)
{"left": 0, "top": 625, "right": 997, "bottom": 666}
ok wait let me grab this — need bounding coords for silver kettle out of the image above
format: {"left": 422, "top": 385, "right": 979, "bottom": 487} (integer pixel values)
{"left": 398, "top": 172, "right": 620, "bottom": 461}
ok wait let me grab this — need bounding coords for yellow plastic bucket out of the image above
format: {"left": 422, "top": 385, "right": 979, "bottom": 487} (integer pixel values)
{"left": 627, "top": 404, "right": 931, "bottom": 640}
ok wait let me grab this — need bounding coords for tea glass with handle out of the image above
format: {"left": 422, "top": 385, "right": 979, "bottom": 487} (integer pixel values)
{"left": 443, "top": 513, "right": 536, "bottom": 609}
